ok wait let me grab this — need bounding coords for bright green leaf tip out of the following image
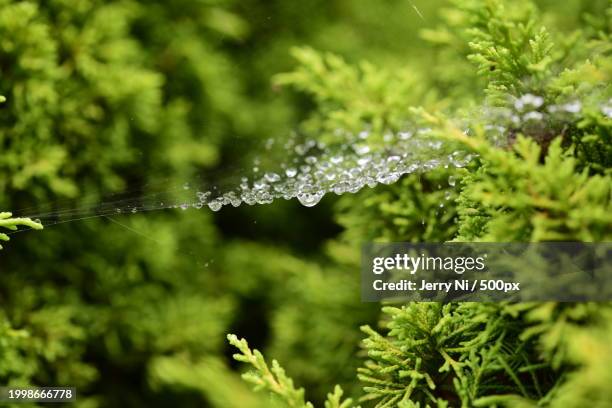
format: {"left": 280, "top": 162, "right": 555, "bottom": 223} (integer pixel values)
{"left": 0, "top": 212, "right": 44, "bottom": 250}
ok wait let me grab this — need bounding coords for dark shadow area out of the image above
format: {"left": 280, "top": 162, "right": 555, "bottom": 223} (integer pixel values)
{"left": 214, "top": 195, "right": 343, "bottom": 255}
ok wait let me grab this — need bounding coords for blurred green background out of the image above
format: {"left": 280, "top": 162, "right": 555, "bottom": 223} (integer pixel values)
{"left": 0, "top": 1, "right": 442, "bottom": 406}
{"left": 0, "top": 0, "right": 609, "bottom": 407}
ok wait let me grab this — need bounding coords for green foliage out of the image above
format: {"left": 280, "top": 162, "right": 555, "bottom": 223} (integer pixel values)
{"left": 462, "top": 0, "right": 556, "bottom": 105}
{"left": 275, "top": 47, "right": 426, "bottom": 139}
{"left": 0, "top": 0, "right": 387, "bottom": 405}
{"left": 0, "top": 1, "right": 162, "bottom": 197}
{"left": 423, "top": 119, "right": 612, "bottom": 241}
{"left": 542, "top": 307, "right": 612, "bottom": 408}
{"left": 228, "top": 0, "right": 612, "bottom": 407}
{"left": 358, "top": 303, "right": 552, "bottom": 407}
{"left": 335, "top": 168, "right": 461, "bottom": 244}
{"left": 221, "top": 241, "right": 378, "bottom": 401}
{"left": 228, "top": 334, "right": 314, "bottom": 408}
{"left": 148, "top": 356, "right": 271, "bottom": 408}
{"left": 1, "top": 0, "right": 611, "bottom": 407}
{"left": 228, "top": 334, "right": 355, "bottom": 408}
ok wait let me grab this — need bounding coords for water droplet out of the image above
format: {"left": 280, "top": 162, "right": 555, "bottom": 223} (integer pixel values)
{"left": 197, "top": 191, "right": 211, "bottom": 202}
{"left": 295, "top": 144, "right": 307, "bottom": 155}
{"left": 297, "top": 191, "right": 325, "bottom": 207}
{"left": 208, "top": 201, "right": 223, "bottom": 212}
{"left": 377, "top": 172, "right": 400, "bottom": 185}
{"left": 448, "top": 176, "right": 456, "bottom": 187}
{"left": 357, "top": 157, "right": 371, "bottom": 167}
{"left": 515, "top": 94, "right": 543, "bottom": 110}
{"left": 354, "top": 145, "right": 370, "bottom": 155}
{"left": 398, "top": 131, "right": 412, "bottom": 140}
{"left": 264, "top": 172, "right": 280, "bottom": 183}
{"left": 563, "top": 101, "right": 581, "bottom": 113}
{"left": 254, "top": 180, "right": 267, "bottom": 190}
{"left": 332, "top": 182, "right": 349, "bottom": 195}
{"left": 523, "top": 111, "right": 544, "bottom": 121}
{"left": 285, "top": 168, "right": 297, "bottom": 177}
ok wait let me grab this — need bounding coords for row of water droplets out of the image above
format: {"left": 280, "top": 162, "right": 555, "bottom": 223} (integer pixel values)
{"left": 19, "top": 94, "right": 608, "bottom": 228}
{"left": 482, "top": 94, "right": 607, "bottom": 144}
{"left": 150, "top": 94, "right": 612, "bottom": 213}
{"left": 175, "top": 127, "right": 474, "bottom": 212}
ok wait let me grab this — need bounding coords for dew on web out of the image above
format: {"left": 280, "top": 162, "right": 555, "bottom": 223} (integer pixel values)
{"left": 174, "top": 126, "right": 477, "bottom": 213}
{"left": 208, "top": 200, "right": 223, "bottom": 212}
{"left": 178, "top": 94, "right": 605, "bottom": 213}
{"left": 14, "top": 93, "right": 608, "bottom": 229}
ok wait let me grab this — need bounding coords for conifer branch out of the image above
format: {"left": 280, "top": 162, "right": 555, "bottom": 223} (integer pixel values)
{"left": 227, "top": 334, "right": 356, "bottom": 408}
{"left": 227, "top": 334, "right": 310, "bottom": 407}
{"left": 0, "top": 212, "right": 43, "bottom": 250}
